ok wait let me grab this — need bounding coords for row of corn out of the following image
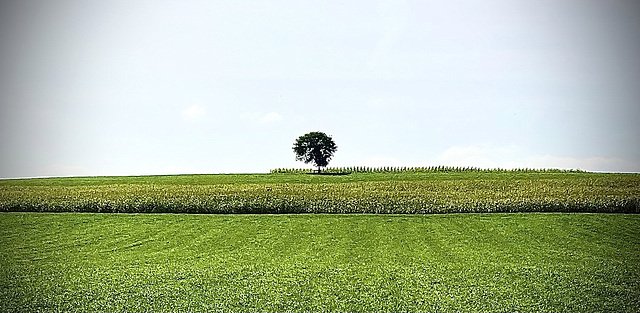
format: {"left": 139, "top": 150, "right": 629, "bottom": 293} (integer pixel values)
{"left": 270, "top": 166, "right": 586, "bottom": 174}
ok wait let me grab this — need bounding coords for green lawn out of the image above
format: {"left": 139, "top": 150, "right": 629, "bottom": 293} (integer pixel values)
{"left": 2, "top": 213, "right": 638, "bottom": 312}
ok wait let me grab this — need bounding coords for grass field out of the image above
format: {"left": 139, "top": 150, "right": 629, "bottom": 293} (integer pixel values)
{"left": 1, "top": 213, "right": 639, "bottom": 312}
{"left": 1, "top": 172, "right": 639, "bottom": 311}
{"left": 2, "top": 172, "right": 639, "bottom": 214}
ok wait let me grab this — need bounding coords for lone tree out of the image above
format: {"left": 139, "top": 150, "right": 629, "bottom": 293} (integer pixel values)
{"left": 293, "top": 131, "right": 337, "bottom": 173}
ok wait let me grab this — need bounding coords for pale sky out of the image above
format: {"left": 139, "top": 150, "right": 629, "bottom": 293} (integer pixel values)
{"left": 1, "top": 0, "right": 639, "bottom": 178}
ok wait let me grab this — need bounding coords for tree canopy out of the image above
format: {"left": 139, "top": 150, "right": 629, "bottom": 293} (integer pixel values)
{"left": 292, "top": 132, "right": 337, "bottom": 173}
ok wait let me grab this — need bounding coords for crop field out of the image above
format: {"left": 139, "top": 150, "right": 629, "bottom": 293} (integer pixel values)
{"left": 2, "top": 213, "right": 639, "bottom": 312}
{"left": 1, "top": 171, "right": 639, "bottom": 214}
{"left": 1, "top": 171, "right": 639, "bottom": 311}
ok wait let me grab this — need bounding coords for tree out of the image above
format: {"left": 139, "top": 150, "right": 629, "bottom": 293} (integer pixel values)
{"left": 292, "top": 131, "right": 337, "bottom": 173}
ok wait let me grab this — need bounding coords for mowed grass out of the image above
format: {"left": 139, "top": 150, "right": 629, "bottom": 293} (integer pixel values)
{"left": 1, "top": 213, "right": 639, "bottom": 312}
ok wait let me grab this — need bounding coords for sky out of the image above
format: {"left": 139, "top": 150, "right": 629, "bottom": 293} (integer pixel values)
{"left": 1, "top": 0, "right": 639, "bottom": 178}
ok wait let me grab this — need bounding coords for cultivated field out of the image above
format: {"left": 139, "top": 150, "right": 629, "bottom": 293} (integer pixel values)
{"left": 1, "top": 213, "right": 639, "bottom": 312}
{"left": 1, "top": 171, "right": 639, "bottom": 312}
{"left": 1, "top": 171, "right": 639, "bottom": 214}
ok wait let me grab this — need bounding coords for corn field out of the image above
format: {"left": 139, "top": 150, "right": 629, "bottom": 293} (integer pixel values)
{"left": 270, "top": 166, "right": 586, "bottom": 174}
{"left": 1, "top": 172, "right": 637, "bottom": 214}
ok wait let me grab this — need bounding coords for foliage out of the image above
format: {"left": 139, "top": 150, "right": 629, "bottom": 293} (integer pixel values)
{"left": 1, "top": 172, "right": 638, "bottom": 214}
{"left": 292, "top": 132, "right": 337, "bottom": 172}
{"left": 2, "top": 213, "right": 639, "bottom": 312}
